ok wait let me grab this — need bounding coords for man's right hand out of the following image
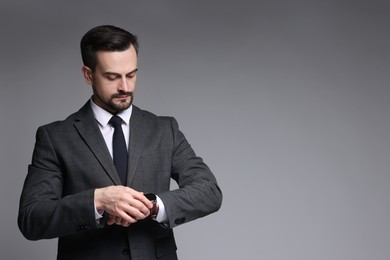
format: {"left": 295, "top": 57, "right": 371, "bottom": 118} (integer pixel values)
{"left": 94, "top": 186, "right": 153, "bottom": 227}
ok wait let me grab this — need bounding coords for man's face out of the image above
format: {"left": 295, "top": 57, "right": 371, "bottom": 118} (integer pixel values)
{"left": 82, "top": 46, "right": 138, "bottom": 114}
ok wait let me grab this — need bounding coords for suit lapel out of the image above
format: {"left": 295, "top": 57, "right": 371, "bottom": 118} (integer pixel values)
{"left": 73, "top": 101, "right": 121, "bottom": 185}
{"left": 127, "top": 106, "right": 149, "bottom": 186}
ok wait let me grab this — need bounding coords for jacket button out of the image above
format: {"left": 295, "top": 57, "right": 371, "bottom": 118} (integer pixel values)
{"left": 174, "top": 217, "right": 185, "bottom": 225}
{"left": 122, "top": 248, "right": 130, "bottom": 255}
{"left": 79, "top": 224, "right": 88, "bottom": 230}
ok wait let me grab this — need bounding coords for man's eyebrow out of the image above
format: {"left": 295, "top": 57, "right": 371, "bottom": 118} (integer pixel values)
{"left": 127, "top": 68, "right": 138, "bottom": 75}
{"left": 103, "top": 72, "right": 119, "bottom": 76}
{"left": 103, "top": 68, "right": 138, "bottom": 76}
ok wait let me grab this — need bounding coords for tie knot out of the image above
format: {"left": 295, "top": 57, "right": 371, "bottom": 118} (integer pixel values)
{"left": 109, "top": 115, "right": 123, "bottom": 128}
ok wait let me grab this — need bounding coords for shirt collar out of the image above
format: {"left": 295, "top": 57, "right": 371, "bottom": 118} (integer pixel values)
{"left": 89, "top": 98, "right": 133, "bottom": 127}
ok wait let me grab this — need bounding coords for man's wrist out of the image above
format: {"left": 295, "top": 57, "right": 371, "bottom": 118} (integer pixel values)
{"left": 94, "top": 188, "right": 107, "bottom": 217}
{"left": 93, "top": 189, "right": 105, "bottom": 221}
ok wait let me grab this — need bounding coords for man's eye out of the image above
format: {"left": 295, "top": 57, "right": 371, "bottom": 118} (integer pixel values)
{"left": 107, "top": 75, "right": 119, "bottom": 80}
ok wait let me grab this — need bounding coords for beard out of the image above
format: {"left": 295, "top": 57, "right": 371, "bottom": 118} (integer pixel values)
{"left": 108, "top": 92, "right": 134, "bottom": 112}
{"left": 92, "top": 90, "right": 134, "bottom": 114}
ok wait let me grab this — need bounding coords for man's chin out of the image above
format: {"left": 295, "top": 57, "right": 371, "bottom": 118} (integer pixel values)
{"left": 110, "top": 101, "right": 132, "bottom": 112}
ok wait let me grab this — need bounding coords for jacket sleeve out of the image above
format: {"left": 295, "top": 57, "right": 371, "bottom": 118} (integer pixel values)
{"left": 157, "top": 118, "right": 223, "bottom": 228}
{"left": 18, "top": 126, "right": 99, "bottom": 240}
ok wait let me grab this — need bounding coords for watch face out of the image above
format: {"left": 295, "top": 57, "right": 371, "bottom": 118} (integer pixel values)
{"left": 145, "top": 193, "right": 156, "bottom": 203}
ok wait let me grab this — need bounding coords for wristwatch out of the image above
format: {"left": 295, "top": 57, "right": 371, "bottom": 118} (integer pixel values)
{"left": 145, "top": 193, "right": 158, "bottom": 219}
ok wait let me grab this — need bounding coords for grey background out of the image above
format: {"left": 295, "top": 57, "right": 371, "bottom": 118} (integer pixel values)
{"left": 1, "top": 0, "right": 389, "bottom": 259}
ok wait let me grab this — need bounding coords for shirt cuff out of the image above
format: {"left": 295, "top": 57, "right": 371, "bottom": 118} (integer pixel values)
{"left": 155, "top": 195, "right": 168, "bottom": 223}
{"left": 94, "top": 202, "right": 104, "bottom": 220}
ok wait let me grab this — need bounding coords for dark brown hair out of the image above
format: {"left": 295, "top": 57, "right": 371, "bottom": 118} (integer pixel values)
{"left": 80, "top": 25, "right": 139, "bottom": 71}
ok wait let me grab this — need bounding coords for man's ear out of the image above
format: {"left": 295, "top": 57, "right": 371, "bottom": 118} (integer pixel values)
{"left": 82, "top": 66, "right": 93, "bottom": 85}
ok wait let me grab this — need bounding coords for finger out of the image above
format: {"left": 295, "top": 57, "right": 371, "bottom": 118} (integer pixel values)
{"left": 108, "top": 210, "right": 138, "bottom": 225}
{"left": 102, "top": 187, "right": 151, "bottom": 219}
{"left": 139, "top": 194, "right": 154, "bottom": 209}
{"left": 107, "top": 201, "right": 148, "bottom": 222}
{"left": 121, "top": 203, "right": 150, "bottom": 220}
{"left": 112, "top": 215, "right": 132, "bottom": 226}
{"left": 121, "top": 218, "right": 131, "bottom": 227}
{"left": 107, "top": 215, "right": 115, "bottom": 225}
{"left": 125, "top": 188, "right": 153, "bottom": 209}
{"left": 126, "top": 198, "right": 151, "bottom": 216}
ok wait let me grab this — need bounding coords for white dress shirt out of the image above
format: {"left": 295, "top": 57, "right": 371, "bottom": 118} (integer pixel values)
{"left": 90, "top": 99, "right": 167, "bottom": 223}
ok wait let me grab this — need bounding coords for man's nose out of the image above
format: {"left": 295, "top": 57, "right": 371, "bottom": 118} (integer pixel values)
{"left": 118, "top": 78, "right": 129, "bottom": 91}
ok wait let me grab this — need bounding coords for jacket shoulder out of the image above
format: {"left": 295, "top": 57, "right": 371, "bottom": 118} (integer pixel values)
{"left": 38, "top": 101, "right": 91, "bottom": 131}
{"left": 38, "top": 111, "right": 79, "bottom": 131}
{"left": 134, "top": 106, "right": 174, "bottom": 123}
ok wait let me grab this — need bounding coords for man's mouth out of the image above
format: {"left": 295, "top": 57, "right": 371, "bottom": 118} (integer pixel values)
{"left": 113, "top": 93, "right": 132, "bottom": 99}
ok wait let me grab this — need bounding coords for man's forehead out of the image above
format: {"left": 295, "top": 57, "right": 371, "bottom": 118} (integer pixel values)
{"left": 96, "top": 51, "right": 137, "bottom": 61}
{"left": 95, "top": 48, "right": 137, "bottom": 72}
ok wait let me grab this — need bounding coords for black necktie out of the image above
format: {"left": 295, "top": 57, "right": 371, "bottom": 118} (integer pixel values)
{"left": 109, "top": 115, "right": 128, "bottom": 185}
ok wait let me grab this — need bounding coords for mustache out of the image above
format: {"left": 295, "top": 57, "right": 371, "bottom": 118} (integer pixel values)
{"left": 112, "top": 92, "right": 133, "bottom": 98}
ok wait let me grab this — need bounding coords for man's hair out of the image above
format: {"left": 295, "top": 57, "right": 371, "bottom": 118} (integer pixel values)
{"left": 80, "top": 25, "right": 139, "bottom": 71}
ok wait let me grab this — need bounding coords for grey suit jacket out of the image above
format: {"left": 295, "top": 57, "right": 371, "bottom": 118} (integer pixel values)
{"left": 18, "top": 101, "right": 222, "bottom": 260}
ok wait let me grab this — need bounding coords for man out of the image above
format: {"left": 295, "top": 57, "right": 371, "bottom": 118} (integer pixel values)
{"left": 18, "top": 25, "right": 222, "bottom": 260}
